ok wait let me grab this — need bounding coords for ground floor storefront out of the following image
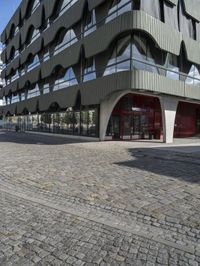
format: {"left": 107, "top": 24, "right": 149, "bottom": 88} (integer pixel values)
{"left": 2, "top": 94, "right": 200, "bottom": 141}
{"left": 106, "top": 94, "right": 162, "bottom": 140}
{"left": 3, "top": 106, "right": 99, "bottom": 138}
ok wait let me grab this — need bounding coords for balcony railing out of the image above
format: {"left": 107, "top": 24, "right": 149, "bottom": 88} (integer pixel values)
{"left": 4, "top": 56, "right": 200, "bottom": 107}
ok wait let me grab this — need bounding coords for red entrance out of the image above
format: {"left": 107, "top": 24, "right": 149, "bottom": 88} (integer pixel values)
{"left": 106, "top": 94, "right": 163, "bottom": 140}
{"left": 174, "top": 101, "right": 200, "bottom": 138}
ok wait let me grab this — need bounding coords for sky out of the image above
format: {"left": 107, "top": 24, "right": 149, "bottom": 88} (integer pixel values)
{"left": 0, "top": 0, "right": 21, "bottom": 35}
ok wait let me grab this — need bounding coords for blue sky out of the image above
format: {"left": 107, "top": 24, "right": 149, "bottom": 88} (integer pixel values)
{"left": 0, "top": 0, "right": 21, "bottom": 35}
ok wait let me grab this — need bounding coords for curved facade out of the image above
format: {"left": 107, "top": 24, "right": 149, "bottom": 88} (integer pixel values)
{"left": 1, "top": 0, "right": 200, "bottom": 142}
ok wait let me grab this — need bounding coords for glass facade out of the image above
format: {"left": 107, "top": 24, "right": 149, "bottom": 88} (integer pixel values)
{"left": 3, "top": 106, "right": 99, "bottom": 138}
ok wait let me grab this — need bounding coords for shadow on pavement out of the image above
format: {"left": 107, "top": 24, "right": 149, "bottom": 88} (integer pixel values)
{"left": 0, "top": 130, "right": 96, "bottom": 145}
{"left": 115, "top": 147, "right": 200, "bottom": 183}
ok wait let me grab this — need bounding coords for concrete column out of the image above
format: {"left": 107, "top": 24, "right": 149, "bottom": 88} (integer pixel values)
{"left": 160, "top": 96, "right": 179, "bottom": 144}
{"left": 99, "top": 98, "right": 114, "bottom": 141}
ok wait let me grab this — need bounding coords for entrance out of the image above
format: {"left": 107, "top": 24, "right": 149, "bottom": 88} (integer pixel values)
{"left": 106, "top": 94, "right": 162, "bottom": 140}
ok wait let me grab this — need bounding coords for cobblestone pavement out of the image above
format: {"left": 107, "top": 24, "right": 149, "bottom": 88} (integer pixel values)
{"left": 0, "top": 131, "right": 200, "bottom": 266}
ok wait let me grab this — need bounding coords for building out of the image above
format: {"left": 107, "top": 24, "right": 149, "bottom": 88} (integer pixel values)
{"left": 1, "top": 0, "right": 200, "bottom": 142}
{"left": 0, "top": 49, "right": 3, "bottom": 89}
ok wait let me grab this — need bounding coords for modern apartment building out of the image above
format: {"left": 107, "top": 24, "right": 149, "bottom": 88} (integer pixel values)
{"left": 1, "top": 0, "right": 200, "bottom": 142}
{"left": 0, "top": 49, "right": 3, "bottom": 90}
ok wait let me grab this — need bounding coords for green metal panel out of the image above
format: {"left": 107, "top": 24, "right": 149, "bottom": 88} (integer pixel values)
{"left": 183, "top": 36, "right": 200, "bottom": 65}
{"left": 20, "top": 36, "right": 43, "bottom": 65}
{"left": 43, "top": 0, "right": 85, "bottom": 47}
{"left": 183, "top": 0, "right": 200, "bottom": 22}
{"left": 18, "top": 66, "right": 41, "bottom": 89}
{"left": 5, "top": 57, "right": 20, "bottom": 77}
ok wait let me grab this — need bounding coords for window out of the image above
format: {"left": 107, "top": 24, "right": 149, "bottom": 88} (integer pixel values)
{"left": 31, "top": 0, "right": 40, "bottom": 14}
{"left": 81, "top": 108, "right": 98, "bottom": 136}
{"left": 12, "top": 94, "right": 20, "bottom": 103}
{"left": 11, "top": 70, "right": 19, "bottom": 81}
{"left": 54, "top": 67, "right": 78, "bottom": 91}
{"left": 3, "top": 97, "right": 7, "bottom": 106}
{"left": 27, "top": 28, "right": 40, "bottom": 46}
{"left": 59, "top": 0, "right": 78, "bottom": 17}
{"left": 106, "top": 0, "right": 132, "bottom": 23}
{"left": 54, "top": 30, "right": 78, "bottom": 55}
{"left": 14, "top": 26, "right": 19, "bottom": 36}
{"left": 14, "top": 50, "right": 19, "bottom": 59}
{"left": 132, "top": 34, "right": 159, "bottom": 73}
{"left": 27, "top": 55, "right": 40, "bottom": 72}
{"left": 27, "top": 84, "right": 40, "bottom": 99}
{"left": 83, "top": 58, "right": 96, "bottom": 82}
{"left": 20, "top": 91, "right": 26, "bottom": 101}
{"left": 20, "top": 68, "right": 26, "bottom": 76}
{"left": 43, "top": 49, "right": 50, "bottom": 62}
{"left": 186, "top": 65, "right": 200, "bottom": 86}
{"left": 64, "top": 67, "right": 78, "bottom": 86}
{"left": 43, "top": 83, "right": 50, "bottom": 94}
{"left": 166, "top": 54, "right": 179, "bottom": 80}
{"left": 104, "top": 35, "right": 131, "bottom": 76}
{"left": 84, "top": 10, "right": 96, "bottom": 37}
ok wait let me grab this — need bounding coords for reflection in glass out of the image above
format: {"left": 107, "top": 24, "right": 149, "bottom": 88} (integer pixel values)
{"left": 54, "top": 29, "right": 78, "bottom": 55}
{"left": 186, "top": 65, "right": 200, "bottom": 86}
{"left": 166, "top": 54, "right": 179, "bottom": 80}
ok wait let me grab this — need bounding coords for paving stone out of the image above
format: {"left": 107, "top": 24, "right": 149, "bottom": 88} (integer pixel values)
{"left": 0, "top": 131, "right": 199, "bottom": 265}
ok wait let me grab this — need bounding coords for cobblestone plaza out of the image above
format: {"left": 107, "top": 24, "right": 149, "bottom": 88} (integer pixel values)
{"left": 0, "top": 131, "right": 199, "bottom": 265}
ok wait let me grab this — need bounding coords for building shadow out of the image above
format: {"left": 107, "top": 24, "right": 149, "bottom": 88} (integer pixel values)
{"left": 115, "top": 146, "right": 200, "bottom": 183}
{"left": 0, "top": 130, "right": 97, "bottom": 145}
